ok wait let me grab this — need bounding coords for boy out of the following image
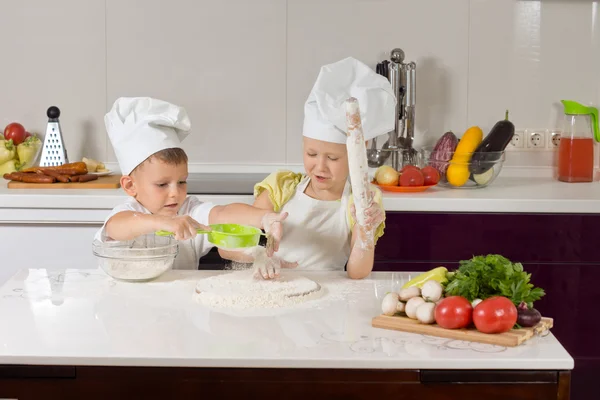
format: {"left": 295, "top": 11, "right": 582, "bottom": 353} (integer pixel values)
{"left": 94, "top": 97, "right": 288, "bottom": 272}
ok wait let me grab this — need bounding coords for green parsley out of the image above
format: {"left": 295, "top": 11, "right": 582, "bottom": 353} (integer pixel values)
{"left": 444, "top": 254, "right": 545, "bottom": 308}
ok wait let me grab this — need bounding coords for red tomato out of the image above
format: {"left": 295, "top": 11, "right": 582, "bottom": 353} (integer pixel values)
{"left": 4, "top": 123, "right": 27, "bottom": 145}
{"left": 401, "top": 165, "right": 420, "bottom": 173}
{"left": 434, "top": 296, "right": 473, "bottom": 329}
{"left": 473, "top": 297, "right": 518, "bottom": 334}
{"left": 24, "top": 131, "right": 32, "bottom": 139}
{"left": 399, "top": 168, "right": 425, "bottom": 187}
{"left": 421, "top": 166, "right": 440, "bottom": 185}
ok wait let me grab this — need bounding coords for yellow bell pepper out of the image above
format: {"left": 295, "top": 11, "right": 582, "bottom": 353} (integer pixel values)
{"left": 402, "top": 266, "right": 449, "bottom": 289}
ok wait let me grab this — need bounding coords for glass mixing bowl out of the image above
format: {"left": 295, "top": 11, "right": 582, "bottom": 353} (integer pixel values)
{"left": 424, "top": 148, "right": 506, "bottom": 189}
{"left": 92, "top": 234, "right": 178, "bottom": 281}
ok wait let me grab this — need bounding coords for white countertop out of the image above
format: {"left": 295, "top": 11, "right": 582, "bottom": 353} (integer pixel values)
{"left": 0, "top": 269, "right": 573, "bottom": 370}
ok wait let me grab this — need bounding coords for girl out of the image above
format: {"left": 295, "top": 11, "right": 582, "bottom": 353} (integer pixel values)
{"left": 220, "top": 57, "right": 396, "bottom": 279}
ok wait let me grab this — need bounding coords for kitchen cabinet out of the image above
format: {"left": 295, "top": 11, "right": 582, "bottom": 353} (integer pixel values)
{"left": 0, "top": 223, "right": 100, "bottom": 284}
{"left": 0, "top": 366, "right": 571, "bottom": 400}
{"left": 374, "top": 212, "right": 600, "bottom": 400}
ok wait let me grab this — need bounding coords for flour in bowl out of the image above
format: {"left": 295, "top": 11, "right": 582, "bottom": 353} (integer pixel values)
{"left": 101, "top": 259, "right": 174, "bottom": 281}
{"left": 194, "top": 270, "right": 323, "bottom": 310}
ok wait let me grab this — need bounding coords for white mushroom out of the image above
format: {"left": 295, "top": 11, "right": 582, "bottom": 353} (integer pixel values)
{"left": 381, "top": 292, "right": 400, "bottom": 316}
{"left": 399, "top": 286, "right": 421, "bottom": 302}
{"left": 396, "top": 301, "right": 406, "bottom": 313}
{"left": 405, "top": 296, "right": 426, "bottom": 319}
{"left": 421, "top": 280, "right": 443, "bottom": 303}
{"left": 416, "top": 302, "right": 436, "bottom": 324}
{"left": 472, "top": 298, "right": 482, "bottom": 308}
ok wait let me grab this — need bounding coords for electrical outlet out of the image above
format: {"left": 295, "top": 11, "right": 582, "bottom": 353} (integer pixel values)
{"left": 548, "top": 130, "right": 561, "bottom": 148}
{"left": 507, "top": 130, "right": 525, "bottom": 150}
{"left": 526, "top": 129, "right": 547, "bottom": 150}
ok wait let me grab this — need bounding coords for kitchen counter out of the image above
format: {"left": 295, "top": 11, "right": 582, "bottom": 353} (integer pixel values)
{"left": 0, "top": 269, "right": 572, "bottom": 369}
{"left": 0, "top": 269, "right": 573, "bottom": 399}
{"left": 2, "top": 172, "right": 600, "bottom": 221}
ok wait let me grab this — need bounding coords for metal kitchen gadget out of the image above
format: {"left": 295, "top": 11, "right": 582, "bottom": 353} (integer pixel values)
{"left": 40, "top": 106, "right": 69, "bottom": 167}
{"left": 557, "top": 100, "right": 599, "bottom": 183}
{"left": 156, "top": 223, "right": 267, "bottom": 249}
{"left": 369, "top": 48, "right": 417, "bottom": 169}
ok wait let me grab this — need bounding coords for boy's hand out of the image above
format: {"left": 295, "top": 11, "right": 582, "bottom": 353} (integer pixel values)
{"left": 261, "top": 211, "right": 288, "bottom": 257}
{"left": 161, "top": 215, "right": 210, "bottom": 241}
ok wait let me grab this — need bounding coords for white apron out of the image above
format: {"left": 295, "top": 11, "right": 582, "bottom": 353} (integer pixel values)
{"left": 275, "top": 176, "right": 352, "bottom": 271}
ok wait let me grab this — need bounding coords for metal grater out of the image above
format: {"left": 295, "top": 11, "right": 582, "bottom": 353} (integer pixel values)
{"left": 40, "top": 106, "right": 69, "bottom": 167}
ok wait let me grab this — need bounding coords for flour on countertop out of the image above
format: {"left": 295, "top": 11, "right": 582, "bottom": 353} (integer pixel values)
{"left": 193, "top": 269, "right": 366, "bottom": 317}
{"left": 194, "top": 269, "right": 322, "bottom": 310}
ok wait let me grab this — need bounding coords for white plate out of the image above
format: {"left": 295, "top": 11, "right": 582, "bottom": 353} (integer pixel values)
{"left": 90, "top": 170, "right": 112, "bottom": 177}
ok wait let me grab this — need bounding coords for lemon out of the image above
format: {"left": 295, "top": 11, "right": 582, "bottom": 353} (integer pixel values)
{"left": 446, "top": 164, "right": 470, "bottom": 187}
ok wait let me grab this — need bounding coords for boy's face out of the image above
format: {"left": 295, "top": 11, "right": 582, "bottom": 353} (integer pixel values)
{"left": 122, "top": 158, "right": 188, "bottom": 216}
{"left": 303, "top": 137, "right": 349, "bottom": 192}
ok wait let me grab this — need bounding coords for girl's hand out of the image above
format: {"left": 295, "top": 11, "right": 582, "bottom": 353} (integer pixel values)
{"left": 160, "top": 215, "right": 209, "bottom": 241}
{"left": 253, "top": 252, "right": 298, "bottom": 280}
{"left": 350, "top": 192, "right": 385, "bottom": 233}
{"left": 260, "top": 211, "right": 288, "bottom": 257}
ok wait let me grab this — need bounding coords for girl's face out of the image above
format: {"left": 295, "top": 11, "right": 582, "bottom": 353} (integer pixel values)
{"left": 303, "top": 136, "right": 349, "bottom": 194}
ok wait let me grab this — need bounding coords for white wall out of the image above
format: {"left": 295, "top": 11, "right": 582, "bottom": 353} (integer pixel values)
{"left": 0, "top": 0, "right": 597, "bottom": 168}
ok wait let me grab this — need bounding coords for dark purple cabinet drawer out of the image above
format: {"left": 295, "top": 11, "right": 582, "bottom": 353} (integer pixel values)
{"left": 376, "top": 212, "right": 594, "bottom": 264}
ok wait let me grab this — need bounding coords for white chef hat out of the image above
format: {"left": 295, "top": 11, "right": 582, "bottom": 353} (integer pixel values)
{"left": 104, "top": 97, "right": 191, "bottom": 175}
{"left": 303, "top": 57, "right": 396, "bottom": 144}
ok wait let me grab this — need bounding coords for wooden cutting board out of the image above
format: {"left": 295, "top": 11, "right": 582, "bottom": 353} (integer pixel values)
{"left": 372, "top": 314, "right": 553, "bottom": 347}
{"left": 6, "top": 174, "right": 121, "bottom": 189}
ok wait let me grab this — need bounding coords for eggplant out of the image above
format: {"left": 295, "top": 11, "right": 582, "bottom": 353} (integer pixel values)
{"left": 469, "top": 110, "right": 515, "bottom": 175}
{"left": 517, "top": 302, "right": 542, "bottom": 327}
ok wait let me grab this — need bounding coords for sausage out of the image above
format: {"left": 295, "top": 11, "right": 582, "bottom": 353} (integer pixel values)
{"left": 69, "top": 175, "right": 80, "bottom": 182}
{"left": 22, "top": 161, "right": 88, "bottom": 175}
{"left": 32, "top": 167, "right": 85, "bottom": 176}
{"left": 8, "top": 172, "right": 56, "bottom": 183}
{"left": 36, "top": 169, "right": 71, "bottom": 182}
{"left": 76, "top": 174, "right": 99, "bottom": 183}
{"left": 5, "top": 172, "right": 25, "bottom": 181}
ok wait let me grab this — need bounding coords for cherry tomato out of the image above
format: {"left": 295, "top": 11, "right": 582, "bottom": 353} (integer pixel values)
{"left": 399, "top": 168, "right": 425, "bottom": 187}
{"left": 473, "top": 296, "right": 518, "bottom": 334}
{"left": 434, "top": 296, "right": 473, "bottom": 329}
{"left": 4, "top": 123, "right": 27, "bottom": 145}
{"left": 421, "top": 166, "right": 440, "bottom": 185}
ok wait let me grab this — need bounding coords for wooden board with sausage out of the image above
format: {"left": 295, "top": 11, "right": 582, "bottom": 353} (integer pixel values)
{"left": 4, "top": 162, "right": 121, "bottom": 189}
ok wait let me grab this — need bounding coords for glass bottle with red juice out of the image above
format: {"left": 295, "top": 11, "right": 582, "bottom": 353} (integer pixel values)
{"left": 558, "top": 100, "right": 598, "bottom": 183}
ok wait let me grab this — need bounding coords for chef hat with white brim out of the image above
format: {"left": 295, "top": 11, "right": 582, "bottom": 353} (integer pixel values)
{"left": 303, "top": 57, "right": 396, "bottom": 144}
{"left": 105, "top": 97, "right": 191, "bottom": 175}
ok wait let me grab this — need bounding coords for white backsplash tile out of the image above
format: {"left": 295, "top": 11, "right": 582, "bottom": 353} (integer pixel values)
{"left": 0, "top": 0, "right": 106, "bottom": 162}
{"left": 469, "top": 0, "right": 600, "bottom": 133}
{"left": 105, "top": 0, "right": 286, "bottom": 165}
{"left": 286, "top": 0, "right": 470, "bottom": 163}
{"left": 1, "top": 0, "right": 598, "bottom": 169}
